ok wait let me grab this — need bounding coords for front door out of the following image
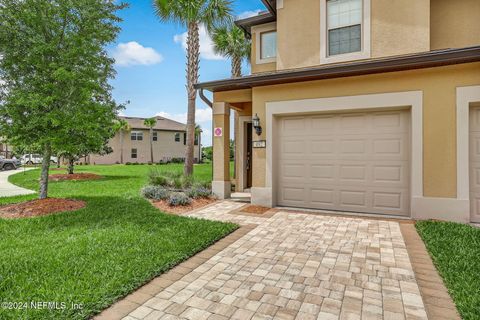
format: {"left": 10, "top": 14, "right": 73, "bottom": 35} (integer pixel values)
{"left": 246, "top": 123, "right": 253, "bottom": 189}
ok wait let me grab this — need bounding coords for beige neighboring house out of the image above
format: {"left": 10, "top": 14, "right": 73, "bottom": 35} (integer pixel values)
{"left": 196, "top": 0, "right": 480, "bottom": 223}
{"left": 87, "top": 116, "right": 201, "bottom": 165}
{"left": 0, "top": 139, "right": 13, "bottom": 158}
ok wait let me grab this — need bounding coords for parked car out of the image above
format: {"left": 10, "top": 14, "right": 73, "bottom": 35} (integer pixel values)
{"left": 21, "top": 154, "right": 58, "bottom": 165}
{"left": 0, "top": 156, "right": 22, "bottom": 171}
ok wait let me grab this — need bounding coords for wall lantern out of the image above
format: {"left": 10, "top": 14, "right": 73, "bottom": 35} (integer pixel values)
{"left": 252, "top": 113, "right": 262, "bottom": 136}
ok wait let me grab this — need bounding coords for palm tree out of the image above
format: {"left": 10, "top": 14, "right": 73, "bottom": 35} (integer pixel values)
{"left": 212, "top": 23, "right": 251, "bottom": 78}
{"left": 153, "top": 0, "right": 232, "bottom": 176}
{"left": 144, "top": 117, "right": 157, "bottom": 164}
{"left": 114, "top": 118, "right": 130, "bottom": 164}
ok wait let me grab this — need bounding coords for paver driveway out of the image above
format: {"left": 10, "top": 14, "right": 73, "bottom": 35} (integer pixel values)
{"left": 122, "top": 201, "right": 428, "bottom": 320}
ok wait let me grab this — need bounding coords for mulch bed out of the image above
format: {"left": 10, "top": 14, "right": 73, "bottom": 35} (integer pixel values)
{"left": 49, "top": 173, "right": 102, "bottom": 181}
{"left": 152, "top": 198, "right": 217, "bottom": 215}
{"left": 240, "top": 205, "right": 272, "bottom": 215}
{"left": 0, "top": 198, "right": 86, "bottom": 219}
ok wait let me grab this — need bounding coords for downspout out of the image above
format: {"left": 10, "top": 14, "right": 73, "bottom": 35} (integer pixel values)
{"left": 199, "top": 89, "right": 214, "bottom": 182}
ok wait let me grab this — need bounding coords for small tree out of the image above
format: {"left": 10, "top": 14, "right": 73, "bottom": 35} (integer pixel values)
{"left": 153, "top": 0, "right": 232, "bottom": 177}
{"left": 58, "top": 109, "right": 119, "bottom": 174}
{"left": 212, "top": 23, "right": 251, "bottom": 78}
{"left": 0, "top": 0, "right": 125, "bottom": 198}
{"left": 144, "top": 117, "right": 157, "bottom": 164}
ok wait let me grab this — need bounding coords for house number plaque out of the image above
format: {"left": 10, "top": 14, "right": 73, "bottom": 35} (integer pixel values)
{"left": 252, "top": 140, "right": 266, "bottom": 148}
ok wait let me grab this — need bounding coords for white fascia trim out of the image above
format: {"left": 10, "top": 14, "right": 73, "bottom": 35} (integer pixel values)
{"left": 253, "top": 23, "right": 277, "bottom": 65}
{"left": 277, "top": 0, "right": 284, "bottom": 9}
{"left": 266, "top": 91, "right": 424, "bottom": 213}
{"left": 457, "top": 85, "right": 480, "bottom": 200}
{"left": 320, "top": 0, "right": 371, "bottom": 64}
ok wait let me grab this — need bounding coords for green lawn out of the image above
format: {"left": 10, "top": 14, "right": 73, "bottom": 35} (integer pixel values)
{"left": 416, "top": 221, "right": 480, "bottom": 320}
{"left": 0, "top": 164, "right": 237, "bottom": 320}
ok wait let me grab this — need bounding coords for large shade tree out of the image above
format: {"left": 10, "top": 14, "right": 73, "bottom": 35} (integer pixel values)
{"left": 0, "top": 0, "right": 125, "bottom": 199}
{"left": 153, "top": 0, "right": 232, "bottom": 176}
{"left": 212, "top": 23, "right": 251, "bottom": 78}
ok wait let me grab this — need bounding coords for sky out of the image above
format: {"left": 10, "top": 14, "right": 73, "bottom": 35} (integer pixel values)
{"left": 110, "top": 0, "right": 266, "bottom": 146}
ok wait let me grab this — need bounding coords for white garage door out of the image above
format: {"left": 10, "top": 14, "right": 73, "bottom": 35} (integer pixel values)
{"left": 469, "top": 106, "right": 480, "bottom": 223}
{"left": 277, "top": 110, "right": 411, "bottom": 216}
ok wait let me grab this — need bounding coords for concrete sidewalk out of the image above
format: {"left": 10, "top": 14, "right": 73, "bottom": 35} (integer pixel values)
{"left": 0, "top": 168, "right": 35, "bottom": 197}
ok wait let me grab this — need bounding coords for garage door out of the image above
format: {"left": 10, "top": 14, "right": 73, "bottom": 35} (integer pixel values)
{"left": 469, "top": 107, "right": 480, "bottom": 223}
{"left": 277, "top": 110, "right": 411, "bottom": 216}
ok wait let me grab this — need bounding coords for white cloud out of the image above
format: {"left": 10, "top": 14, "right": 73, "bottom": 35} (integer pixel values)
{"left": 112, "top": 41, "right": 163, "bottom": 67}
{"left": 237, "top": 10, "right": 262, "bottom": 20}
{"left": 174, "top": 25, "right": 225, "bottom": 61}
{"left": 156, "top": 107, "right": 212, "bottom": 124}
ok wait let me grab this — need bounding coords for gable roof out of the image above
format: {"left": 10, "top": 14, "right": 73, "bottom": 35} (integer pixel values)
{"left": 121, "top": 116, "right": 186, "bottom": 132}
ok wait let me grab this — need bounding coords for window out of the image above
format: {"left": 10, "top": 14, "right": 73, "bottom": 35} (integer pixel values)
{"left": 183, "top": 133, "right": 187, "bottom": 145}
{"left": 152, "top": 132, "right": 158, "bottom": 142}
{"left": 131, "top": 131, "right": 143, "bottom": 141}
{"left": 321, "top": 0, "right": 370, "bottom": 64}
{"left": 327, "top": 0, "right": 362, "bottom": 56}
{"left": 131, "top": 148, "right": 137, "bottom": 159}
{"left": 194, "top": 134, "right": 199, "bottom": 146}
{"left": 260, "top": 31, "right": 277, "bottom": 60}
{"left": 254, "top": 23, "right": 277, "bottom": 64}
{"left": 175, "top": 133, "right": 180, "bottom": 142}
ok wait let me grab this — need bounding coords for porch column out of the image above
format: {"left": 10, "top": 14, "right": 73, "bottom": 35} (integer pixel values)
{"left": 212, "top": 102, "right": 231, "bottom": 199}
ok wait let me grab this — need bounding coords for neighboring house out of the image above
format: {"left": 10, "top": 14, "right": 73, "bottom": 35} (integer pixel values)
{"left": 196, "top": 0, "right": 480, "bottom": 223}
{"left": 87, "top": 116, "right": 201, "bottom": 165}
{"left": 0, "top": 139, "right": 13, "bottom": 159}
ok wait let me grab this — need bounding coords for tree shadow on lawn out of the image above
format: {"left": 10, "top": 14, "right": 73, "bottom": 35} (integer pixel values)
{"left": 0, "top": 196, "right": 237, "bottom": 320}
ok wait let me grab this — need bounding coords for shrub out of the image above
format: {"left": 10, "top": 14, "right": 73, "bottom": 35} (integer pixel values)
{"left": 148, "top": 169, "right": 195, "bottom": 189}
{"left": 168, "top": 192, "right": 192, "bottom": 206}
{"left": 140, "top": 186, "right": 170, "bottom": 200}
{"left": 187, "top": 185, "right": 212, "bottom": 199}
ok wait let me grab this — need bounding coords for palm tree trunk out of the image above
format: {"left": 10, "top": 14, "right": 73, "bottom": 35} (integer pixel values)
{"left": 232, "top": 56, "right": 242, "bottom": 78}
{"left": 120, "top": 130, "right": 124, "bottom": 164}
{"left": 39, "top": 143, "right": 52, "bottom": 199}
{"left": 150, "top": 127, "right": 154, "bottom": 164}
{"left": 184, "top": 21, "right": 200, "bottom": 176}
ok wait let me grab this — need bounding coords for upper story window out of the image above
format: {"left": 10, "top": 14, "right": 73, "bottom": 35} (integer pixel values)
{"left": 152, "top": 131, "right": 158, "bottom": 142}
{"left": 327, "top": 0, "right": 362, "bottom": 56}
{"left": 254, "top": 23, "right": 277, "bottom": 65}
{"left": 321, "top": 0, "right": 371, "bottom": 64}
{"left": 260, "top": 31, "right": 277, "bottom": 60}
{"left": 175, "top": 133, "right": 180, "bottom": 142}
{"left": 131, "top": 131, "right": 143, "bottom": 141}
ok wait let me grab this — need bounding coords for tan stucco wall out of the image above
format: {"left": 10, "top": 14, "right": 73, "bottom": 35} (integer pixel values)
{"left": 431, "top": 0, "right": 480, "bottom": 50}
{"left": 213, "top": 113, "right": 230, "bottom": 180}
{"left": 272, "top": 0, "right": 430, "bottom": 70}
{"left": 89, "top": 130, "right": 201, "bottom": 165}
{"left": 251, "top": 27, "right": 277, "bottom": 74}
{"left": 277, "top": 0, "right": 320, "bottom": 70}
{"left": 214, "top": 89, "right": 252, "bottom": 104}
{"left": 241, "top": 62, "right": 480, "bottom": 198}
{"left": 371, "top": 0, "right": 430, "bottom": 58}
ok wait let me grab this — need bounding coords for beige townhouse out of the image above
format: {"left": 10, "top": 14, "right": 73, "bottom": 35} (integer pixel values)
{"left": 196, "top": 0, "right": 480, "bottom": 223}
{"left": 0, "top": 139, "right": 13, "bottom": 158}
{"left": 87, "top": 116, "right": 202, "bottom": 165}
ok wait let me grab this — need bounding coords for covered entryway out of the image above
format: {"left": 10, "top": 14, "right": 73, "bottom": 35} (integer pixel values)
{"left": 277, "top": 110, "right": 411, "bottom": 216}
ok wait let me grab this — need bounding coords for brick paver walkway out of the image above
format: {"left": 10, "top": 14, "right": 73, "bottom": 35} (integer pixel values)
{"left": 113, "top": 201, "right": 437, "bottom": 320}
